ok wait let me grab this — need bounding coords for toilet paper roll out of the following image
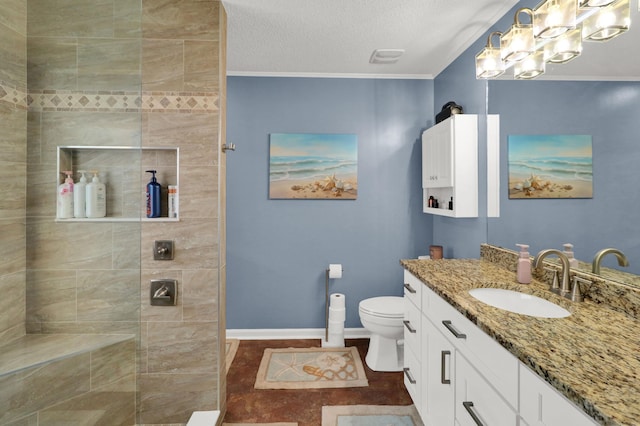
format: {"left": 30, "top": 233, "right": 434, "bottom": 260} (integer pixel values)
{"left": 329, "top": 264, "right": 342, "bottom": 279}
{"left": 329, "top": 293, "right": 345, "bottom": 309}
{"left": 328, "top": 319, "right": 345, "bottom": 333}
{"left": 326, "top": 331, "right": 345, "bottom": 348}
{"left": 329, "top": 306, "right": 346, "bottom": 322}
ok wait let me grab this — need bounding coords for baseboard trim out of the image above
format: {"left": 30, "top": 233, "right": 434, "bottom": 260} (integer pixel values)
{"left": 226, "top": 328, "right": 370, "bottom": 340}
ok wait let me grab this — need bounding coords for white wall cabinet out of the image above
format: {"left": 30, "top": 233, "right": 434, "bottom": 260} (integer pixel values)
{"left": 421, "top": 114, "right": 477, "bottom": 217}
{"left": 403, "top": 270, "right": 597, "bottom": 426}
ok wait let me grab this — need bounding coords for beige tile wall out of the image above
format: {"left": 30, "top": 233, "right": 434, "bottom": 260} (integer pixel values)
{"left": 18, "top": 0, "right": 226, "bottom": 424}
{"left": 0, "top": 0, "right": 27, "bottom": 345}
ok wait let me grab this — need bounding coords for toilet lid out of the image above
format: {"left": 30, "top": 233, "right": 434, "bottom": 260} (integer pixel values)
{"left": 359, "top": 296, "right": 404, "bottom": 318}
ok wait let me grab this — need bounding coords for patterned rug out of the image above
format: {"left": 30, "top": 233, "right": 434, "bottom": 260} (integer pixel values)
{"left": 226, "top": 338, "right": 240, "bottom": 373}
{"left": 254, "top": 347, "right": 368, "bottom": 389}
{"left": 321, "top": 405, "right": 423, "bottom": 426}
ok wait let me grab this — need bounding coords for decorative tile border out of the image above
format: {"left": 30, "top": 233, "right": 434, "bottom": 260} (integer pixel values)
{"left": 0, "top": 80, "right": 28, "bottom": 110}
{"left": 27, "top": 89, "right": 219, "bottom": 113}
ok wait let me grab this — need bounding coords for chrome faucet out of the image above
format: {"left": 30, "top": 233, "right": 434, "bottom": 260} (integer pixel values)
{"left": 592, "top": 248, "right": 629, "bottom": 274}
{"left": 533, "top": 249, "right": 571, "bottom": 297}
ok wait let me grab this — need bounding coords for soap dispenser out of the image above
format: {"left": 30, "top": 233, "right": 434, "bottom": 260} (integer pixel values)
{"left": 563, "top": 243, "right": 579, "bottom": 269}
{"left": 516, "top": 244, "right": 532, "bottom": 284}
{"left": 73, "top": 170, "right": 87, "bottom": 218}
{"left": 57, "top": 171, "right": 74, "bottom": 219}
{"left": 85, "top": 171, "right": 106, "bottom": 218}
{"left": 146, "top": 170, "right": 161, "bottom": 218}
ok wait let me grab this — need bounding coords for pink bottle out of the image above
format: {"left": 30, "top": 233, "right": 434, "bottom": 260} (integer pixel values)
{"left": 516, "top": 244, "right": 532, "bottom": 284}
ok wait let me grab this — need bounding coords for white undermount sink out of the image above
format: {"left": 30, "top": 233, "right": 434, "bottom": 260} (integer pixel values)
{"left": 469, "top": 288, "right": 571, "bottom": 318}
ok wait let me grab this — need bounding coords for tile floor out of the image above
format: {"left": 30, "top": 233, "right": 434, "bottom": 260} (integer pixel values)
{"left": 223, "top": 339, "right": 413, "bottom": 425}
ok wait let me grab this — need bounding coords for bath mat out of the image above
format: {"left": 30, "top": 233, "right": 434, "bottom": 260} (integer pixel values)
{"left": 254, "top": 347, "right": 368, "bottom": 389}
{"left": 321, "top": 405, "right": 423, "bottom": 426}
{"left": 226, "top": 338, "right": 240, "bottom": 372}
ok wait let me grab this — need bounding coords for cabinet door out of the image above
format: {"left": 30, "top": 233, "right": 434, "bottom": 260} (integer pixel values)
{"left": 422, "top": 120, "right": 453, "bottom": 188}
{"left": 455, "top": 353, "right": 518, "bottom": 426}
{"left": 520, "top": 365, "right": 598, "bottom": 426}
{"left": 421, "top": 316, "right": 455, "bottom": 426}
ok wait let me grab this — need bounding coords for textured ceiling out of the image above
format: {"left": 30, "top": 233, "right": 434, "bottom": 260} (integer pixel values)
{"left": 222, "top": 0, "right": 640, "bottom": 81}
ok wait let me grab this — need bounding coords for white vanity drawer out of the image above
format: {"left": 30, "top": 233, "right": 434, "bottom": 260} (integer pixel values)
{"left": 403, "top": 270, "right": 422, "bottom": 309}
{"left": 423, "top": 285, "right": 519, "bottom": 409}
{"left": 455, "top": 352, "right": 518, "bottom": 426}
{"left": 403, "top": 298, "right": 421, "bottom": 358}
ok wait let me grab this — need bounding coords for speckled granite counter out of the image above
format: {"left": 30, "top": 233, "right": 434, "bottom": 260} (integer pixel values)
{"left": 400, "top": 254, "right": 640, "bottom": 426}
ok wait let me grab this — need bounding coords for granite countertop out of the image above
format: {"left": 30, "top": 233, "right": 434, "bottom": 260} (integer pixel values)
{"left": 400, "top": 258, "right": 640, "bottom": 426}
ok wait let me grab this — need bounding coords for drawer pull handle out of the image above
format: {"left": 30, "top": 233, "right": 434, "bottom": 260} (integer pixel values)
{"left": 403, "top": 320, "right": 416, "bottom": 333}
{"left": 403, "top": 283, "right": 416, "bottom": 294}
{"left": 440, "top": 350, "right": 451, "bottom": 384}
{"left": 403, "top": 367, "right": 417, "bottom": 384}
{"left": 442, "top": 320, "right": 467, "bottom": 339}
{"left": 463, "top": 401, "right": 485, "bottom": 426}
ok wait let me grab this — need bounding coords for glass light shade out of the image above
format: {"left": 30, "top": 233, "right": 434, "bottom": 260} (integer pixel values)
{"left": 579, "top": 0, "right": 616, "bottom": 6}
{"left": 544, "top": 27, "right": 583, "bottom": 63}
{"left": 476, "top": 47, "right": 505, "bottom": 78}
{"left": 582, "top": 0, "right": 630, "bottom": 41}
{"left": 514, "top": 50, "right": 546, "bottom": 79}
{"left": 534, "top": 0, "right": 577, "bottom": 39}
{"left": 501, "top": 24, "right": 535, "bottom": 62}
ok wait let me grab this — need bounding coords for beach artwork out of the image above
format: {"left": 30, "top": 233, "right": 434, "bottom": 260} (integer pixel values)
{"left": 269, "top": 133, "right": 358, "bottom": 199}
{"left": 508, "top": 134, "right": 592, "bottom": 199}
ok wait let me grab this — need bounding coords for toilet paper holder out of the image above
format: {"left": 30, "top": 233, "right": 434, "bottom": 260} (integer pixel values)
{"left": 324, "top": 265, "right": 343, "bottom": 342}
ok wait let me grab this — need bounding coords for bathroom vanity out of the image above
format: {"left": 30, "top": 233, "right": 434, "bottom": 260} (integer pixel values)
{"left": 401, "top": 246, "right": 640, "bottom": 426}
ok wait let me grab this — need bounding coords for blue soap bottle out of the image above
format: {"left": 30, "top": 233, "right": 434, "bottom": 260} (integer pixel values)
{"left": 146, "top": 170, "right": 161, "bottom": 218}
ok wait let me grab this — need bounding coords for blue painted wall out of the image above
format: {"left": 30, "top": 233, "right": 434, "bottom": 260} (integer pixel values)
{"left": 226, "top": 77, "right": 434, "bottom": 329}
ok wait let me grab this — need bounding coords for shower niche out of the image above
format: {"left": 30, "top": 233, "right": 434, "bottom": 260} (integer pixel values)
{"left": 56, "top": 146, "right": 180, "bottom": 222}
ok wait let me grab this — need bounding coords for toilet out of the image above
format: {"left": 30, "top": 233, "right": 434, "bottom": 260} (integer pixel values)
{"left": 358, "top": 296, "right": 405, "bottom": 372}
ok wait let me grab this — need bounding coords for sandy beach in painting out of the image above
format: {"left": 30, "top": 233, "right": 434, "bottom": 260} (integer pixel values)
{"left": 270, "top": 174, "right": 358, "bottom": 199}
{"left": 508, "top": 175, "right": 592, "bottom": 198}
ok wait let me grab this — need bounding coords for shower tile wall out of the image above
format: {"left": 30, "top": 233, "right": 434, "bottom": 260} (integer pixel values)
{"left": 0, "top": 0, "right": 27, "bottom": 345}
{"left": 18, "top": 0, "right": 227, "bottom": 424}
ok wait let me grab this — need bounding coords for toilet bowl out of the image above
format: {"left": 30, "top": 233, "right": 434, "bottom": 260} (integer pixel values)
{"left": 358, "top": 296, "right": 405, "bottom": 372}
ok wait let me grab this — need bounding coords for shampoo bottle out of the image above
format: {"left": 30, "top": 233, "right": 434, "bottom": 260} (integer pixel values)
{"left": 57, "top": 171, "right": 74, "bottom": 219}
{"left": 73, "top": 170, "right": 87, "bottom": 218}
{"left": 563, "top": 243, "right": 579, "bottom": 269}
{"left": 516, "top": 244, "right": 532, "bottom": 284}
{"left": 86, "top": 171, "right": 106, "bottom": 218}
{"left": 146, "top": 170, "right": 161, "bottom": 218}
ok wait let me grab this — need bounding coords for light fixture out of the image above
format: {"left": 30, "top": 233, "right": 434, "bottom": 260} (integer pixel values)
{"left": 544, "top": 27, "right": 582, "bottom": 63}
{"left": 476, "top": 32, "right": 505, "bottom": 78}
{"left": 579, "top": 0, "right": 616, "bottom": 7}
{"left": 582, "top": 0, "right": 630, "bottom": 41}
{"left": 534, "top": 0, "right": 577, "bottom": 38}
{"left": 500, "top": 8, "right": 535, "bottom": 63}
{"left": 514, "top": 50, "right": 546, "bottom": 79}
{"left": 475, "top": 0, "right": 632, "bottom": 80}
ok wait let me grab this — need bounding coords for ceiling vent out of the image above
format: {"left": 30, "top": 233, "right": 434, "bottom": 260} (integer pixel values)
{"left": 369, "top": 49, "right": 405, "bottom": 64}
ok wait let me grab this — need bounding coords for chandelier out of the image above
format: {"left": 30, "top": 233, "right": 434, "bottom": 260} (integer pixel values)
{"left": 476, "top": 0, "right": 631, "bottom": 80}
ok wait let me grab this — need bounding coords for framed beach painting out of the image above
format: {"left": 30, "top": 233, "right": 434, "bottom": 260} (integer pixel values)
{"left": 508, "top": 134, "right": 592, "bottom": 199}
{"left": 269, "top": 133, "right": 358, "bottom": 199}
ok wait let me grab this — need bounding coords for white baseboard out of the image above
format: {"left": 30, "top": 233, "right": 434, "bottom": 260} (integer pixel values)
{"left": 226, "top": 327, "right": 370, "bottom": 340}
